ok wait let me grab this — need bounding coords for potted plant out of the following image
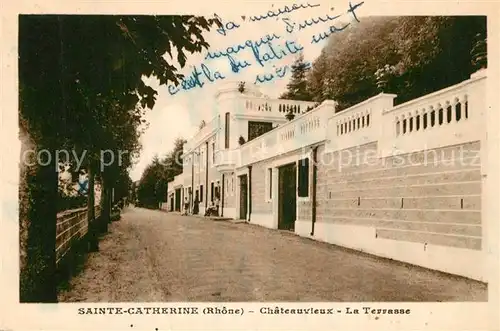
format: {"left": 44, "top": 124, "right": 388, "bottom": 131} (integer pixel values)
{"left": 238, "top": 136, "right": 246, "bottom": 145}
{"left": 285, "top": 109, "right": 295, "bottom": 121}
{"left": 238, "top": 81, "right": 246, "bottom": 93}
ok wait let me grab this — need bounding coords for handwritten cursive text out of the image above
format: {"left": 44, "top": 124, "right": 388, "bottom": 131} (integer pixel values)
{"left": 255, "top": 62, "right": 311, "bottom": 84}
{"left": 167, "top": 64, "right": 225, "bottom": 95}
{"left": 214, "top": 14, "right": 241, "bottom": 36}
{"left": 311, "top": 24, "right": 350, "bottom": 44}
{"left": 249, "top": 3, "right": 321, "bottom": 22}
{"left": 205, "top": 34, "right": 281, "bottom": 60}
{"left": 282, "top": 14, "right": 342, "bottom": 33}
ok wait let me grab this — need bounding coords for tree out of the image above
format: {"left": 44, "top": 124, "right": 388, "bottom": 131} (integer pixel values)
{"left": 163, "top": 137, "right": 186, "bottom": 182}
{"left": 280, "top": 52, "right": 313, "bottom": 101}
{"left": 137, "top": 155, "right": 165, "bottom": 208}
{"left": 137, "top": 138, "right": 186, "bottom": 209}
{"left": 306, "top": 16, "right": 486, "bottom": 111}
{"left": 19, "top": 15, "right": 220, "bottom": 302}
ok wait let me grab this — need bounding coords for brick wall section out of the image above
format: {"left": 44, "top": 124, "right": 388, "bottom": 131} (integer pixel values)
{"left": 315, "top": 141, "right": 482, "bottom": 250}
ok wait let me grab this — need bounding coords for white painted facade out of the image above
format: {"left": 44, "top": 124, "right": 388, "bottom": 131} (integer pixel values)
{"left": 167, "top": 71, "right": 491, "bottom": 282}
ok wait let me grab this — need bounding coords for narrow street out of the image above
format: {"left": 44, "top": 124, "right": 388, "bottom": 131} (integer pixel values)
{"left": 58, "top": 207, "right": 487, "bottom": 302}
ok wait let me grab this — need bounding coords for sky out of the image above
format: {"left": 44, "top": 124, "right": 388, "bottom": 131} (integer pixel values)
{"left": 129, "top": 1, "right": 365, "bottom": 181}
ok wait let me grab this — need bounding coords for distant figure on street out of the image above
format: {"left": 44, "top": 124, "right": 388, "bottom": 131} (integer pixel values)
{"left": 214, "top": 195, "right": 220, "bottom": 217}
{"left": 193, "top": 196, "right": 199, "bottom": 215}
{"left": 183, "top": 197, "right": 189, "bottom": 216}
{"left": 204, "top": 201, "right": 217, "bottom": 216}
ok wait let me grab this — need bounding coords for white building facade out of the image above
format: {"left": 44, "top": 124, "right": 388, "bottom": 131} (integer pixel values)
{"left": 168, "top": 70, "right": 492, "bottom": 283}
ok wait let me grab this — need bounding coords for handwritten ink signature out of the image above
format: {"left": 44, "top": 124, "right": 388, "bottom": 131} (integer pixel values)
{"left": 249, "top": 3, "right": 321, "bottom": 22}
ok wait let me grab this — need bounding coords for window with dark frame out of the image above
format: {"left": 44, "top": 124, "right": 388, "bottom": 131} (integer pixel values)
{"left": 248, "top": 121, "right": 273, "bottom": 142}
{"left": 225, "top": 112, "right": 230, "bottom": 149}
{"left": 298, "top": 158, "right": 309, "bottom": 197}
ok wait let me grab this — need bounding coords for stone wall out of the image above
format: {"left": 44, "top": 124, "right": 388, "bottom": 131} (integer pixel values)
{"left": 314, "top": 141, "right": 481, "bottom": 249}
{"left": 292, "top": 140, "right": 485, "bottom": 281}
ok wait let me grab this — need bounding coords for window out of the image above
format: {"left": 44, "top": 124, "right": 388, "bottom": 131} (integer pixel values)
{"left": 200, "top": 185, "right": 203, "bottom": 202}
{"left": 215, "top": 181, "right": 220, "bottom": 199}
{"left": 265, "top": 168, "right": 273, "bottom": 201}
{"left": 298, "top": 158, "right": 309, "bottom": 198}
{"left": 225, "top": 112, "right": 230, "bottom": 149}
{"left": 248, "top": 121, "right": 273, "bottom": 141}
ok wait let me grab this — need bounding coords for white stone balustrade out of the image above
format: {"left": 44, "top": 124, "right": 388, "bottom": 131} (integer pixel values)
{"left": 238, "top": 96, "right": 317, "bottom": 119}
{"left": 326, "top": 93, "right": 396, "bottom": 153}
{"left": 379, "top": 70, "right": 487, "bottom": 157}
{"left": 238, "top": 100, "right": 336, "bottom": 167}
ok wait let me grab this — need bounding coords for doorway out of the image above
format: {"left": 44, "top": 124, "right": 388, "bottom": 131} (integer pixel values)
{"left": 239, "top": 174, "right": 248, "bottom": 220}
{"left": 278, "top": 162, "right": 297, "bottom": 231}
{"left": 174, "top": 188, "right": 181, "bottom": 211}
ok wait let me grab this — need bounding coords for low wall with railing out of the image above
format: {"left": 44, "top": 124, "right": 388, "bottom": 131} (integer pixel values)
{"left": 300, "top": 70, "right": 487, "bottom": 281}
{"left": 237, "top": 69, "right": 488, "bottom": 281}
{"left": 237, "top": 100, "right": 337, "bottom": 168}
{"left": 241, "top": 96, "right": 317, "bottom": 117}
{"left": 55, "top": 205, "right": 101, "bottom": 265}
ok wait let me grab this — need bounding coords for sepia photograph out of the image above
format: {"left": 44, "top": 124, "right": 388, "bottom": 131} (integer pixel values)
{"left": 3, "top": 0, "right": 499, "bottom": 329}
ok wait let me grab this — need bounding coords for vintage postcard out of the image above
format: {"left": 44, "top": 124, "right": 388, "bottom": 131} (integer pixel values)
{"left": 1, "top": 0, "right": 499, "bottom": 330}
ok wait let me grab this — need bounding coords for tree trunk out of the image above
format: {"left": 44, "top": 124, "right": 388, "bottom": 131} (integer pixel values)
{"left": 87, "top": 165, "right": 98, "bottom": 252}
{"left": 100, "top": 176, "right": 110, "bottom": 233}
{"left": 19, "top": 124, "right": 58, "bottom": 302}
